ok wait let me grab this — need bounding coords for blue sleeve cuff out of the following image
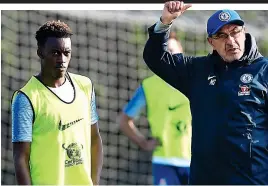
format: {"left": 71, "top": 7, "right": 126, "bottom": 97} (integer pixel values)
{"left": 123, "top": 85, "right": 146, "bottom": 118}
{"left": 154, "top": 19, "right": 172, "bottom": 33}
{"left": 91, "top": 87, "right": 99, "bottom": 124}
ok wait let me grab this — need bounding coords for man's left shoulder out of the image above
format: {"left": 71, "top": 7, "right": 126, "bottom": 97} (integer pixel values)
{"left": 257, "top": 56, "right": 268, "bottom": 63}
{"left": 69, "top": 72, "right": 92, "bottom": 83}
{"left": 252, "top": 57, "right": 268, "bottom": 70}
{"left": 68, "top": 72, "right": 93, "bottom": 90}
{"left": 254, "top": 57, "right": 268, "bottom": 81}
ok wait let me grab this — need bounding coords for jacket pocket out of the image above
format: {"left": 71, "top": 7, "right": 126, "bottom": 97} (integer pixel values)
{"left": 251, "top": 142, "right": 268, "bottom": 175}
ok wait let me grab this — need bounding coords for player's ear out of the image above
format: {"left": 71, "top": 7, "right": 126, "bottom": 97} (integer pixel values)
{"left": 242, "top": 26, "right": 246, "bottom": 41}
{"left": 37, "top": 48, "right": 44, "bottom": 59}
{"left": 207, "top": 37, "right": 215, "bottom": 49}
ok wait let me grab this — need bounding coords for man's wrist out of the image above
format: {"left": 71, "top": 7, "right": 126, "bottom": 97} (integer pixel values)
{"left": 92, "top": 177, "right": 99, "bottom": 185}
{"left": 154, "top": 17, "right": 172, "bottom": 33}
{"left": 137, "top": 137, "right": 147, "bottom": 149}
{"left": 160, "top": 16, "right": 173, "bottom": 25}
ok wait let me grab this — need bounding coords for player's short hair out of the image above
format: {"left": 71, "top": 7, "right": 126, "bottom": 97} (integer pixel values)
{"left": 169, "top": 31, "right": 178, "bottom": 40}
{"left": 35, "top": 20, "right": 73, "bottom": 47}
{"left": 169, "top": 31, "right": 184, "bottom": 53}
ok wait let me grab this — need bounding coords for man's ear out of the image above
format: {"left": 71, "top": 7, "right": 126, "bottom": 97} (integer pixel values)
{"left": 243, "top": 26, "right": 246, "bottom": 32}
{"left": 37, "top": 48, "right": 44, "bottom": 59}
{"left": 243, "top": 27, "right": 246, "bottom": 41}
{"left": 207, "top": 37, "right": 215, "bottom": 49}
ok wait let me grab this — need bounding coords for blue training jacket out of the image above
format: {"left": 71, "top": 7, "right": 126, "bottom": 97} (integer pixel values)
{"left": 143, "top": 24, "right": 268, "bottom": 185}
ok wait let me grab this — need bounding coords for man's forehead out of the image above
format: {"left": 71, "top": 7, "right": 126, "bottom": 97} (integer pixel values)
{"left": 45, "top": 37, "right": 71, "bottom": 48}
{"left": 219, "top": 24, "right": 242, "bottom": 32}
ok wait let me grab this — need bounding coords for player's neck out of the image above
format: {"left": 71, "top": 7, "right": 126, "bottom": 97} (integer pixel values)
{"left": 37, "top": 72, "right": 66, "bottom": 88}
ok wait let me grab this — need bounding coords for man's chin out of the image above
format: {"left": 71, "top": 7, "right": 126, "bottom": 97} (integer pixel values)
{"left": 224, "top": 54, "right": 243, "bottom": 63}
{"left": 53, "top": 71, "right": 66, "bottom": 79}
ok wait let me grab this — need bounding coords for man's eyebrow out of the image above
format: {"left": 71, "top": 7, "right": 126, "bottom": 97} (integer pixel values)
{"left": 50, "top": 48, "right": 60, "bottom": 51}
{"left": 229, "top": 26, "right": 241, "bottom": 31}
{"left": 50, "top": 47, "right": 71, "bottom": 51}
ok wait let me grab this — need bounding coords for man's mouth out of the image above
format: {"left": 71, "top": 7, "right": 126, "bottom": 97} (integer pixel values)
{"left": 227, "top": 48, "right": 239, "bottom": 53}
{"left": 55, "top": 64, "right": 66, "bottom": 69}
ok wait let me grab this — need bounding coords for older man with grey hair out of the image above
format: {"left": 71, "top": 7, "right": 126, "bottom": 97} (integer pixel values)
{"left": 143, "top": 1, "right": 268, "bottom": 184}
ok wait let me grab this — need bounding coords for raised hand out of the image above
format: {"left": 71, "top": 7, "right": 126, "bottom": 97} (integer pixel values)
{"left": 161, "top": 1, "right": 192, "bottom": 24}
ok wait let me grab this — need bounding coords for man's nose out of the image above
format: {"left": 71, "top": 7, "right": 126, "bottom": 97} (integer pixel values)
{"left": 57, "top": 54, "right": 67, "bottom": 63}
{"left": 225, "top": 35, "right": 236, "bottom": 45}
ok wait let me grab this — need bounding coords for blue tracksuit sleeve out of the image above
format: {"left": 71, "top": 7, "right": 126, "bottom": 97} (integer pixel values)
{"left": 122, "top": 85, "right": 146, "bottom": 118}
{"left": 143, "top": 23, "right": 194, "bottom": 97}
{"left": 12, "top": 92, "right": 33, "bottom": 142}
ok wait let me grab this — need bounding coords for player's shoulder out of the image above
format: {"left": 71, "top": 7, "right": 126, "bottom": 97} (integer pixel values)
{"left": 12, "top": 91, "right": 29, "bottom": 105}
{"left": 142, "top": 74, "right": 159, "bottom": 83}
{"left": 258, "top": 57, "right": 268, "bottom": 72}
{"left": 260, "top": 56, "right": 268, "bottom": 63}
{"left": 17, "top": 76, "right": 42, "bottom": 97}
{"left": 68, "top": 72, "right": 92, "bottom": 84}
{"left": 254, "top": 56, "right": 268, "bottom": 69}
{"left": 20, "top": 76, "right": 38, "bottom": 89}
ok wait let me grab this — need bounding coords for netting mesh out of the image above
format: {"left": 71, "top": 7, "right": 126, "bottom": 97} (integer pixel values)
{"left": 2, "top": 10, "right": 268, "bottom": 185}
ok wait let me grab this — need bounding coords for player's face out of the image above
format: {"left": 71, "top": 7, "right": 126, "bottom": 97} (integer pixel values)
{"left": 208, "top": 24, "right": 246, "bottom": 63}
{"left": 168, "top": 38, "right": 183, "bottom": 54}
{"left": 41, "top": 37, "right": 71, "bottom": 79}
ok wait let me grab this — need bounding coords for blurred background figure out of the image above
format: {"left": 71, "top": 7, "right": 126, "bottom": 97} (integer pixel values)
{"left": 119, "top": 33, "right": 192, "bottom": 185}
{"left": 168, "top": 31, "right": 184, "bottom": 54}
